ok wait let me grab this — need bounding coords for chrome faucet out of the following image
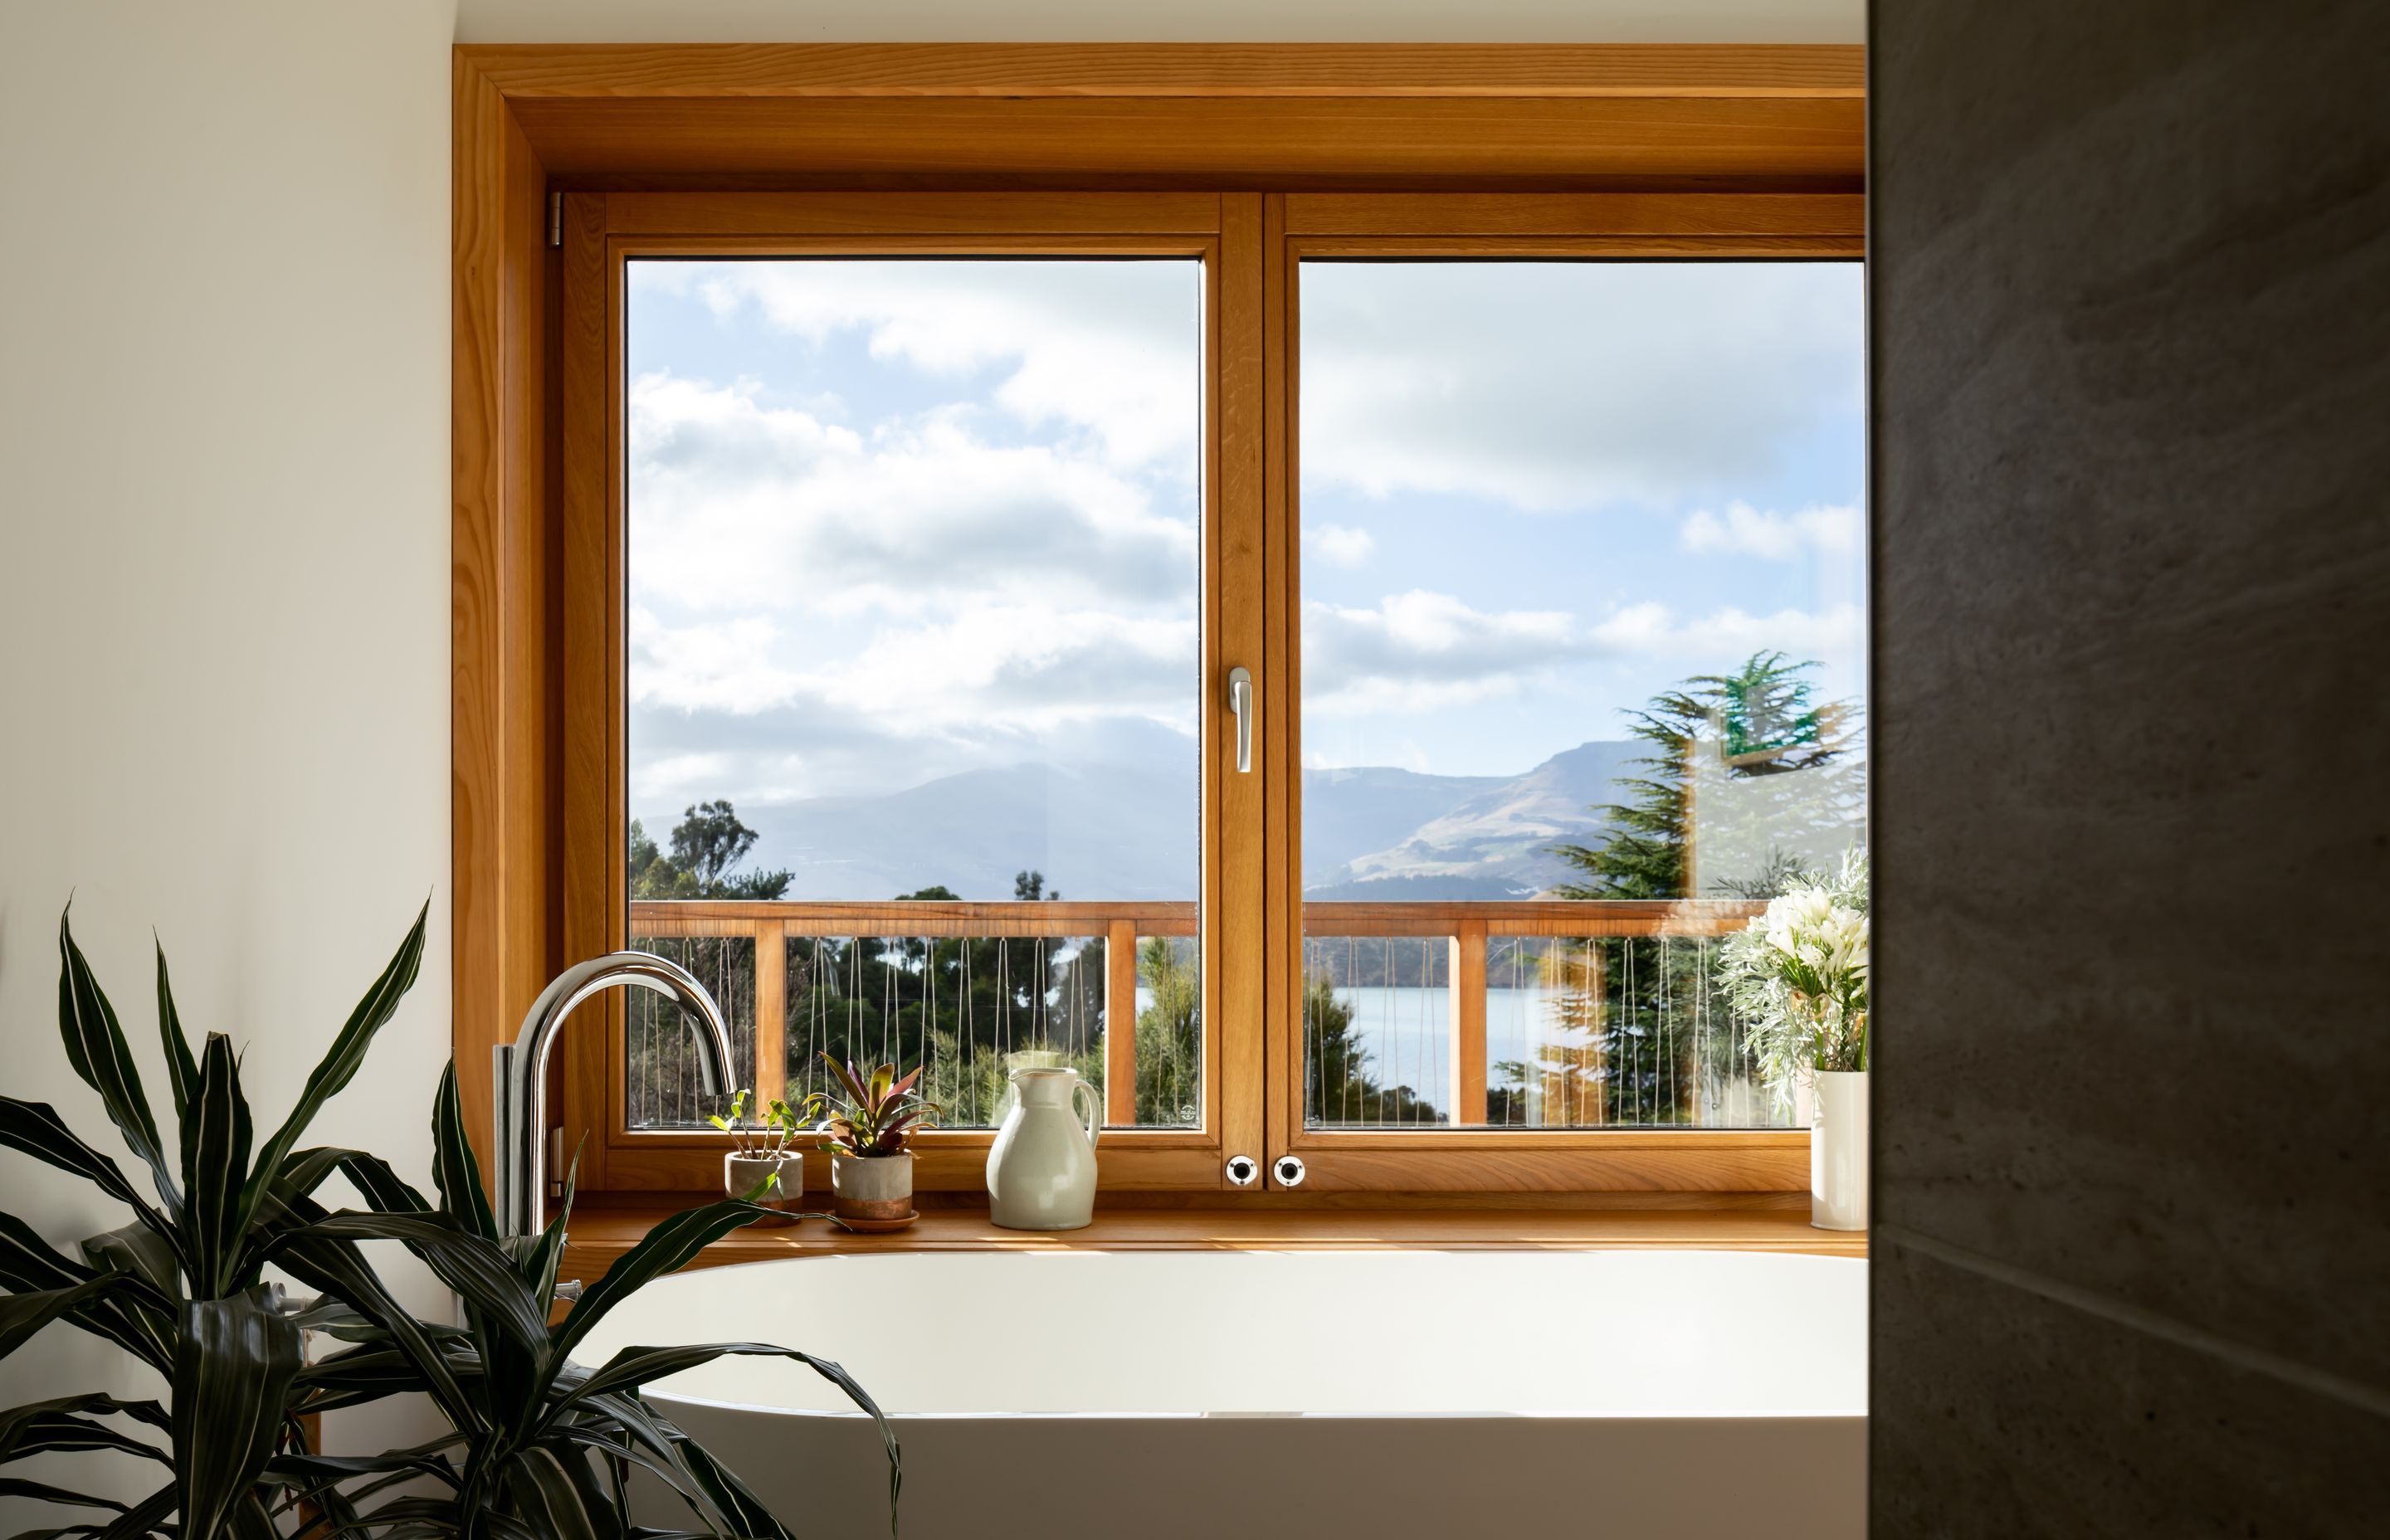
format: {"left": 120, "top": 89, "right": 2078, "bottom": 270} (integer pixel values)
{"left": 495, "top": 951, "right": 735, "bottom": 1239}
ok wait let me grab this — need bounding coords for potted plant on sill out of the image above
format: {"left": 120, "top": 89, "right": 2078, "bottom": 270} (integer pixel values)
{"left": 711, "top": 1088, "right": 805, "bottom": 1225}
{"left": 812, "top": 1054, "right": 937, "bottom": 1232}
{"left": 1719, "top": 851, "right": 1871, "bottom": 1231}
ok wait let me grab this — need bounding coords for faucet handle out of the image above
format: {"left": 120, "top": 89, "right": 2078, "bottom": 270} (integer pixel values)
{"left": 554, "top": 1279, "right": 583, "bottom": 1304}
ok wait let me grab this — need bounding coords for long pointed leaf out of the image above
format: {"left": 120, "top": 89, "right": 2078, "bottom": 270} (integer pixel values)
{"left": 0, "top": 1475, "right": 132, "bottom": 1512}
{"left": 173, "top": 1286, "right": 303, "bottom": 1540}
{"left": 0, "top": 1279, "right": 128, "bottom": 1359}
{"left": 547, "top": 1198, "right": 773, "bottom": 1363}
{"left": 666, "top": 1433, "right": 803, "bottom": 1540}
{"left": 268, "top": 1229, "right": 482, "bottom": 1435}
{"left": 56, "top": 907, "right": 178, "bottom": 1213}
{"left": 230, "top": 902, "right": 427, "bottom": 1260}
{"left": 0, "top": 1407, "right": 169, "bottom": 1466}
{"left": 302, "top": 1212, "right": 548, "bottom": 1353}
{"left": 180, "top": 1033, "right": 253, "bottom": 1296}
{"left": 0, "top": 1098, "right": 178, "bottom": 1250}
{"left": 501, "top": 1445, "right": 613, "bottom": 1540}
{"left": 79, "top": 1223, "right": 181, "bottom": 1299}
{"left": 431, "top": 1062, "right": 497, "bottom": 1243}
{"left": 154, "top": 939, "right": 200, "bottom": 1121}
{"left": 0, "top": 1216, "right": 173, "bottom": 1372}
{"left": 549, "top": 1343, "right": 899, "bottom": 1530}
{"left": 0, "top": 1394, "right": 168, "bottom": 1464}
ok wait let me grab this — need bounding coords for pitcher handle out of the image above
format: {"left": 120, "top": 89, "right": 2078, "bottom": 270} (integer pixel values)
{"left": 1072, "top": 1077, "right": 1103, "bottom": 1148}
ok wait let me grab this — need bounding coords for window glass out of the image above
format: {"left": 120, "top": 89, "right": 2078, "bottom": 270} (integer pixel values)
{"left": 1297, "top": 261, "right": 1866, "bottom": 1128}
{"left": 625, "top": 258, "right": 1206, "bottom": 1129}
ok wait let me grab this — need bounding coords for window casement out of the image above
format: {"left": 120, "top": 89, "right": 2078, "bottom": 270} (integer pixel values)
{"left": 450, "top": 46, "right": 1866, "bottom": 1211}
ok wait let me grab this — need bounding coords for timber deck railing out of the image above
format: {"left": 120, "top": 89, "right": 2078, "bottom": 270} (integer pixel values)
{"left": 626, "top": 898, "right": 1776, "bottom": 1133}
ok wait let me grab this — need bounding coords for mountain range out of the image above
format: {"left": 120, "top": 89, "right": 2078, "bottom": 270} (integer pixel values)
{"left": 644, "top": 740, "right": 1647, "bottom": 904}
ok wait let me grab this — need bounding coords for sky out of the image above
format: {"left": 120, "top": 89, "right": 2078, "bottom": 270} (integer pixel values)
{"left": 625, "top": 256, "right": 1866, "bottom": 866}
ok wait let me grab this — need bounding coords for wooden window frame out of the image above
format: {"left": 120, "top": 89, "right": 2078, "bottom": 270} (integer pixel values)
{"left": 452, "top": 44, "right": 1865, "bottom": 1209}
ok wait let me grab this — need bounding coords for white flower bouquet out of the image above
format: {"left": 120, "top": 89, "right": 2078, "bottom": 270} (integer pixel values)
{"left": 1719, "top": 850, "right": 1870, "bottom": 1105}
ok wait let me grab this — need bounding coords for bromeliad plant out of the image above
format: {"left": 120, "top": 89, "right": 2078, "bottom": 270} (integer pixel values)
{"left": 1, "top": 902, "right": 899, "bottom": 1539}
{"left": 807, "top": 1057, "right": 936, "bottom": 1158}
{"left": 1717, "top": 850, "right": 1871, "bottom": 1108}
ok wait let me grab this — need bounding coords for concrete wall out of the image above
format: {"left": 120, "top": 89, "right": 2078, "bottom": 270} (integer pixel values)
{"left": 1868, "top": 2, "right": 2390, "bottom": 1533}
{"left": 0, "top": 0, "right": 458, "bottom": 1518}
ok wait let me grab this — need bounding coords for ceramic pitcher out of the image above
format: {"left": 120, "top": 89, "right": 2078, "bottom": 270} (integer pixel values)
{"left": 986, "top": 1066, "right": 1100, "bottom": 1231}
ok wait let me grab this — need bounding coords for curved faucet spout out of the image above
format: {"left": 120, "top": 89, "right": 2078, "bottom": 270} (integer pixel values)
{"left": 495, "top": 952, "right": 735, "bottom": 1239}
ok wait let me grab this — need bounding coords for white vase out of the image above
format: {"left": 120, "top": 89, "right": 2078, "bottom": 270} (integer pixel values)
{"left": 724, "top": 1152, "right": 802, "bottom": 1226}
{"left": 1810, "top": 1070, "right": 1869, "bottom": 1231}
{"left": 986, "top": 1067, "right": 1101, "bottom": 1231}
{"left": 830, "top": 1151, "right": 915, "bottom": 1222}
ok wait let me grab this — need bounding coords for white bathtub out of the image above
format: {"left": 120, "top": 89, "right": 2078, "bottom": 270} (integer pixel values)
{"left": 574, "top": 1250, "right": 1866, "bottom": 1540}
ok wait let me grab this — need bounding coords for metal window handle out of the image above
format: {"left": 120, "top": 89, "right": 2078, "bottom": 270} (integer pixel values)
{"left": 1228, "top": 666, "right": 1254, "bottom": 774}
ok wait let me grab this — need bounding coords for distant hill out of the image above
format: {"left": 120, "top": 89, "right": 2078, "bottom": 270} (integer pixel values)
{"left": 1309, "top": 741, "right": 1642, "bottom": 899}
{"left": 645, "top": 740, "right": 1646, "bottom": 904}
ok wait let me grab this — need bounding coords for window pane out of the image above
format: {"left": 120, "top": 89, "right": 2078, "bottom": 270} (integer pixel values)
{"left": 1298, "top": 261, "right": 1866, "bottom": 1129}
{"left": 626, "top": 258, "right": 1205, "bottom": 1128}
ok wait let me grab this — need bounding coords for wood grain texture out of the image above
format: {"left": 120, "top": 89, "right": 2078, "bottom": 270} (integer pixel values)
{"left": 1449, "top": 924, "right": 1490, "bottom": 1128}
{"left": 1105, "top": 920, "right": 1138, "bottom": 1128}
{"left": 510, "top": 96, "right": 1863, "bottom": 187}
{"left": 557, "top": 1198, "right": 1863, "bottom": 1283}
{"left": 1288, "top": 1143, "right": 1808, "bottom": 1192}
{"left": 1285, "top": 190, "right": 1864, "bottom": 234}
{"left": 1217, "top": 193, "right": 1269, "bottom": 1183}
{"left": 607, "top": 190, "right": 1222, "bottom": 235}
{"left": 557, "top": 190, "right": 610, "bottom": 1194}
{"left": 451, "top": 53, "right": 555, "bottom": 1187}
{"left": 462, "top": 45, "right": 1865, "bottom": 101}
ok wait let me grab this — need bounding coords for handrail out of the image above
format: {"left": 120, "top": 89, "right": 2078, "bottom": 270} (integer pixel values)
{"left": 621, "top": 896, "right": 1774, "bottom": 1132}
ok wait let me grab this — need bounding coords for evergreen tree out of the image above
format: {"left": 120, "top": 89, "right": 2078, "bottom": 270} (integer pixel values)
{"left": 1541, "top": 652, "right": 1859, "bottom": 1124}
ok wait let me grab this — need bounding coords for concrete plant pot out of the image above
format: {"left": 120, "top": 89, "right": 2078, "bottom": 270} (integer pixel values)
{"left": 830, "top": 1151, "right": 915, "bottom": 1225}
{"left": 724, "top": 1152, "right": 802, "bottom": 1226}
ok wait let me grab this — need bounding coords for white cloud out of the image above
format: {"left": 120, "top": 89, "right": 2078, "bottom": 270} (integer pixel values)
{"left": 637, "top": 258, "right": 1202, "bottom": 472}
{"left": 1304, "top": 591, "right": 1584, "bottom": 714}
{"left": 1590, "top": 601, "right": 1866, "bottom": 660}
{"left": 1679, "top": 501, "right": 1862, "bottom": 560}
{"left": 1300, "top": 261, "right": 1863, "bottom": 511}
{"left": 628, "top": 372, "right": 1197, "bottom": 618}
{"left": 1305, "top": 523, "right": 1376, "bottom": 566}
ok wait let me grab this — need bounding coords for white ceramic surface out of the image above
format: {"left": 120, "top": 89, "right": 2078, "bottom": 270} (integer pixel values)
{"left": 1812, "top": 1070, "right": 1870, "bottom": 1231}
{"left": 574, "top": 1249, "right": 1866, "bottom": 1540}
{"left": 984, "top": 1067, "right": 1100, "bottom": 1230}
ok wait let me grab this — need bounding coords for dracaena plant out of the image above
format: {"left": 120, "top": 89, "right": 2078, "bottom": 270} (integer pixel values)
{"left": 807, "top": 1057, "right": 936, "bottom": 1158}
{"left": 2, "top": 903, "right": 900, "bottom": 1539}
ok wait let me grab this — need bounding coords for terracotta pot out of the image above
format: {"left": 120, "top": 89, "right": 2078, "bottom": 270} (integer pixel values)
{"left": 724, "top": 1152, "right": 802, "bottom": 1226}
{"left": 830, "top": 1151, "right": 915, "bottom": 1222}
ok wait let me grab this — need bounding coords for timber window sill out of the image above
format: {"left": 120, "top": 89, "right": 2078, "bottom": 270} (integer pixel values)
{"left": 556, "top": 1197, "right": 1865, "bottom": 1281}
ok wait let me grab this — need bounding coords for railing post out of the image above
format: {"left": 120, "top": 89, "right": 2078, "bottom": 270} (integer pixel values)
{"left": 1450, "top": 921, "right": 1488, "bottom": 1127}
{"left": 1105, "top": 919, "right": 1139, "bottom": 1127}
{"left": 754, "top": 919, "right": 787, "bottom": 1107}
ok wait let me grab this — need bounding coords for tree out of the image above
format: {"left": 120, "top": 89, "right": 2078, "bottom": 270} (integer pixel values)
{"left": 1012, "top": 870, "right": 1061, "bottom": 901}
{"left": 1540, "top": 652, "right": 1861, "bottom": 1124}
{"left": 627, "top": 799, "right": 793, "bottom": 901}
{"left": 1300, "top": 971, "right": 1441, "bottom": 1126}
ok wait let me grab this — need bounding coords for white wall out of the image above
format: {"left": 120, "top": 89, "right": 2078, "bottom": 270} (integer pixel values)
{"left": 0, "top": 0, "right": 457, "bottom": 1518}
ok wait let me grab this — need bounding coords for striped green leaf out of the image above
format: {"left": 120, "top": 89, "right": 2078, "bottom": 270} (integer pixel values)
{"left": 0, "top": 1097, "right": 178, "bottom": 1254}
{"left": 432, "top": 1060, "right": 498, "bottom": 1244}
{"left": 229, "top": 900, "right": 427, "bottom": 1261}
{"left": 179, "top": 1033, "right": 252, "bottom": 1297}
{"left": 170, "top": 1286, "right": 302, "bottom": 1540}
{"left": 153, "top": 939, "right": 200, "bottom": 1120}
{"left": 547, "top": 1197, "right": 773, "bottom": 1364}
{"left": 56, "top": 907, "right": 178, "bottom": 1214}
